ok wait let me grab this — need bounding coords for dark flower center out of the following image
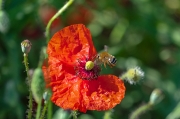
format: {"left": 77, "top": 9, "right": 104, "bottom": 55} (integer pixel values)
{"left": 74, "top": 58, "right": 101, "bottom": 80}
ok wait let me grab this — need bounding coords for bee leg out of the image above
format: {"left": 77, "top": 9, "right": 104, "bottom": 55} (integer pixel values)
{"left": 104, "top": 62, "right": 107, "bottom": 68}
{"left": 109, "top": 62, "right": 115, "bottom": 68}
{"left": 110, "top": 63, "right": 113, "bottom": 68}
{"left": 105, "top": 61, "right": 110, "bottom": 68}
{"left": 111, "top": 63, "right": 115, "bottom": 67}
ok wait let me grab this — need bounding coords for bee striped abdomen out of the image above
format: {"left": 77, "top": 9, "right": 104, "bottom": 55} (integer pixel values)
{"left": 109, "top": 57, "right": 117, "bottom": 64}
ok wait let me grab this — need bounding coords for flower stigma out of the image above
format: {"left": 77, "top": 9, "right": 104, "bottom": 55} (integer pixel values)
{"left": 85, "top": 61, "right": 94, "bottom": 70}
{"left": 75, "top": 58, "right": 101, "bottom": 80}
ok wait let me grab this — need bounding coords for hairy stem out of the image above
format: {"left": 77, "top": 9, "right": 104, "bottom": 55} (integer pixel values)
{"left": 129, "top": 103, "right": 152, "bottom": 119}
{"left": 35, "top": 100, "right": 42, "bottom": 119}
{"left": 72, "top": 110, "right": 78, "bottom": 119}
{"left": 39, "top": 101, "right": 48, "bottom": 119}
{"left": 24, "top": 54, "right": 33, "bottom": 119}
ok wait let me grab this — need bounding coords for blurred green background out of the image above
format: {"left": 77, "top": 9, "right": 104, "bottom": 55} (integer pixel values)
{"left": 0, "top": 0, "right": 180, "bottom": 119}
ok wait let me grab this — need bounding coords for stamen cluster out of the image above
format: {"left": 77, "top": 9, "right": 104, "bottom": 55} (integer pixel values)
{"left": 74, "top": 58, "right": 101, "bottom": 80}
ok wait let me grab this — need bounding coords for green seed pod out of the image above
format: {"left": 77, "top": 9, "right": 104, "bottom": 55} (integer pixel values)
{"left": 149, "top": 89, "right": 163, "bottom": 106}
{"left": 21, "top": 40, "right": 32, "bottom": 54}
{"left": 31, "top": 68, "right": 45, "bottom": 104}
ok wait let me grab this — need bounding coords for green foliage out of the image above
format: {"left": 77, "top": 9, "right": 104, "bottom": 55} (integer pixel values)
{"left": 0, "top": 0, "right": 180, "bottom": 119}
{"left": 52, "top": 108, "right": 69, "bottom": 119}
{"left": 31, "top": 68, "right": 45, "bottom": 104}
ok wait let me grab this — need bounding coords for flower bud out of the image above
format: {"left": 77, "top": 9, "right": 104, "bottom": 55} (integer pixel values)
{"left": 43, "top": 89, "right": 52, "bottom": 104}
{"left": 121, "top": 66, "right": 144, "bottom": 84}
{"left": 149, "top": 89, "right": 163, "bottom": 106}
{"left": 21, "top": 40, "right": 32, "bottom": 54}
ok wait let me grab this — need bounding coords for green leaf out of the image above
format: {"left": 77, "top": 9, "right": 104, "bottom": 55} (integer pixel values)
{"left": 31, "top": 68, "right": 45, "bottom": 104}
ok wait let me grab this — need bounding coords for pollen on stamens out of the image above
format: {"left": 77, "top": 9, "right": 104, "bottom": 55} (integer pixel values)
{"left": 74, "top": 58, "right": 101, "bottom": 80}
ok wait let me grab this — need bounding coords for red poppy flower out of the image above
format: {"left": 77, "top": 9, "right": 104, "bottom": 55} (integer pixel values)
{"left": 42, "top": 24, "right": 125, "bottom": 113}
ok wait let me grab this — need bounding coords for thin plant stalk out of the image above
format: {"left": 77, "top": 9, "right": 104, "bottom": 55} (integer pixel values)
{"left": 72, "top": 111, "right": 78, "bottom": 119}
{"left": 45, "top": 0, "right": 74, "bottom": 44}
{"left": 23, "top": 54, "right": 33, "bottom": 119}
{"left": 129, "top": 103, "right": 152, "bottom": 119}
{"left": 47, "top": 101, "right": 52, "bottom": 119}
{"left": 39, "top": 101, "right": 48, "bottom": 119}
{"left": 35, "top": 100, "right": 42, "bottom": 119}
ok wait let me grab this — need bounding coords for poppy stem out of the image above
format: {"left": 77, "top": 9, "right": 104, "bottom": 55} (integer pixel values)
{"left": 39, "top": 101, "right": 48, "bottom": 119}
{"left": 0, "top": 0, "right": 4, "bottom": 10}
{"left": 72, "top": 110, "right": 78, "bottom": 119}
{"left": 67, "top": 112, "right": 73, "bottom": 119}
{"left": 129, "top": 103, "right": 152, "bottom": 119}
{"left": 47, "top": 101, "right": 52, "bottom": 119}
{"left": 35, "top": 99, "right": 42, "bottom": 119}
{"left": 23, "top": 53, "right": 33, "bottom": 119}
{"left": 38, "top": 46, "right": 47, "bottom": 68}
{"left": 130, "top": 88, "right": 163, "bottom": 119}
{"left": 103, "top": 110, "right": 113, "bottom": 119}
{"left": 45, "top": 0, "right": 74, "bottom": 44}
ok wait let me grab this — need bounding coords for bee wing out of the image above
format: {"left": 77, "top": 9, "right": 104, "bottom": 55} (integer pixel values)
{"left": 104, "top": 45, "right": 108, "bottom": 52}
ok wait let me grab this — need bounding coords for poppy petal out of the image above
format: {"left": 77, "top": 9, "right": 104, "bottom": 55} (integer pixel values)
{"left": 42, "top": 58, "right": 87, "bottom": 111}
{"left": 47, "top": 24, "right": 97, "bottom": 65}
{"left": 43, "top": 61, "right": 125, "bottom": 112}
{"left": 81, "top": 75, "right": 125, "bottom": 111}
{"left": 51, "top": 77, "right": 83, "bottom": 111}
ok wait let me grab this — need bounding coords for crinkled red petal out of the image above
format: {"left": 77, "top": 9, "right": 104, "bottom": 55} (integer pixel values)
{"left": 47, "top": 24, "right": 97, "bottom": 65}
{"left": 81, "top": 75, "right": 125, "bottom": 111}
{"left": 51, "top": 77, "right": 86, "bottom": 112}
{"left": 46, "top": 58, "right": 87, "bottom": 111}
{"left": 49, "top": 72, "right": 125, "bottom": 112}
{"left": 42, "top": 24, "right": 125, "bottom": 113}
{"left": 42, "top": 55, "right": 125, "bottom": 112}
{"left": 42, "top": 58, "right": 51, "bottom": 87}
{"left": 43, "top": 24, "right": 97, "bottom": 87}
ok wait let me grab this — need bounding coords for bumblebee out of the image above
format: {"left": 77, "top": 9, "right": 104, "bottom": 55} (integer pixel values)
{"left": 95, "top": 45, "right": 117, "bottom": 68}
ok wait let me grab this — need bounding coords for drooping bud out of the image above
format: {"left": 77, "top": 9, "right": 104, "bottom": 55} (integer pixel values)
{"left": 121, "top": 66, "right": 144, "bottom": 84}
{"left": 21, "top": 40, "right": 32, "bottom": 54}
{"left": 149, "top": 89, "right": 163, "bottom": 106}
